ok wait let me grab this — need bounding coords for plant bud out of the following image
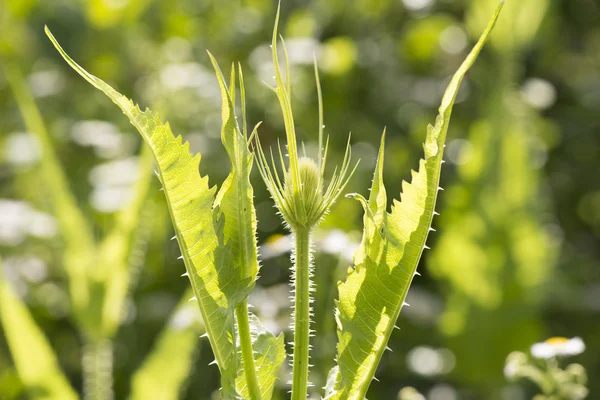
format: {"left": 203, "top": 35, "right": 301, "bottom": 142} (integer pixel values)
{"left": 283, "top": 157, "right": 323, "bottom": 228}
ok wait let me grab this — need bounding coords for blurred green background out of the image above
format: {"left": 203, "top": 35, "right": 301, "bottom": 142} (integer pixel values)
{"left": 0, "top": 0, "right": 598, "bottom": 399}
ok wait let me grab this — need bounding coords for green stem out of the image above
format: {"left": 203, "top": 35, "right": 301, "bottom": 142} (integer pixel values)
{"left": 236, "top": 300, "right": 262, "bottom": 399}
{"left": 291, "top": 227, "right": 311, "bottom": 399}
{"left": 82, "top": 338, "right": 113, "bottom": 400}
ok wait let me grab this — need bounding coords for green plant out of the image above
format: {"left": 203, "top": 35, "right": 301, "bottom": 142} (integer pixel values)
{"left": 0, "top": 54, "right": 204, "bottom": 400}
{"left": 18, "top": 1, "right": 504, "bottom": 399}
{"left": 504, "top": 337, "right": 588, "bottom": 400}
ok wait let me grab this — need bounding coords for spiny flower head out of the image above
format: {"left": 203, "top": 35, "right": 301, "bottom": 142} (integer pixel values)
{"left": 282, "top": 157, "right": 323, "bottom": 228}
{"left": 254, "top": 3, "right": 357, "bottom": 231}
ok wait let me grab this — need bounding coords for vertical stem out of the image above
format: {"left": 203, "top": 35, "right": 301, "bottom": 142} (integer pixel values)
{"left": 291, "top": 227, "right": 311, "bottom": 399}
{"left": 82, "top": 338, "right": 113, "bottom": 400}
{"left": 236, "top": 300, "right": 262, "bottom": 399}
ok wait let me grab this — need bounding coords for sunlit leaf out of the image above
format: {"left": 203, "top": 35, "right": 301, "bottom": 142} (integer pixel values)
{"left": 46, "top": 28, "right": 249, "bottom": 396}
{"left": 325, "top": 2, "right": 505, "bottom": 398}
{"left": 208, "top": 54, "right": 286, "bottom": 399}
{"left": 235, "top": 315, "right": 286, "bottom": 400}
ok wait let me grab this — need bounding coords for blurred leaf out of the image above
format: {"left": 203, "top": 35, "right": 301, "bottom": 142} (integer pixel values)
{"left": 468, "top": 0, "right": 550, "bottom": 53}
{"left": 0, "top": 258, "right": 78, "bottom": 400}
{"left": 322, "top": 37, "right": 357, "bottom": 76}
{"left": 2, "top": 61, "right": 96, "bottom": 327}
{"left": 86, "top": 0, "right": 153, "bottom": 29}
{"left": 402, "top": 15, "right": 454, "bottom": 69}
{"left": 326, "top": 3, "right": 504, "bottom": 398}
{"left": 6, "top": 0, "right": 37, "bottom": 18}
{"left": 95, "top": 144, "right": 155, "bottom": 338}
{"left": 129, "top": 289, "right": 203, "bottom": 400}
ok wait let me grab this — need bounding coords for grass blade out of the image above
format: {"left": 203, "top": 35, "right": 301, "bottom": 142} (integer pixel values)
{"left": 0, "top": 258, "right": 78, "bottom": 400}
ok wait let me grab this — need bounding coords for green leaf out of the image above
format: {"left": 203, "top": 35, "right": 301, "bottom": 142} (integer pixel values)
{"left": 129, "top": 289, "right": 204, "bottom": 400}
{"left": 235, "top": 315, "right": 286, "bottom": 400}
{"left": 208, "top": 56, "right": 258, "bottom": 291}
{"left": 208, "top": 54, "right": 286, "bottom": 399}
{"left": 3, "top": 59, "right": 154, "bottom": 341}
{"left": 95, "top": 145, "right": 155, "bottom": 338}
{"left": 2, "top": 60, "right": 95, "bottom": 321}
{"left": 46, "top": 27, "right": 247, "bottom": 396}
{"left": 0, "top": 258, "right": 78, "bottom": 400}
{"left": 326, "top": 3, "right": 505, "bottom": 399}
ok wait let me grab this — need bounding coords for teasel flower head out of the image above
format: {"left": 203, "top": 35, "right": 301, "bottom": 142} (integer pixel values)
{"left": 254, "top": 3, "right": 358, "bottom": 231}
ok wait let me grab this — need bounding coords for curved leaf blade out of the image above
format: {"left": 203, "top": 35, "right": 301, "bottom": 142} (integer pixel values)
{"left": 208, "top": 55, "right": 286, "bottom": 399}
{"left": 45, "top": 28, "right": 244, "bottom": 395}
{"left": 0, "top": 259, "right": 78, "bottom": 400}
{"left": 208, "top": 56, "right": 258, "bottom": 291}
{"left": 327, "top": 3, "right": 505, "bottom": 399}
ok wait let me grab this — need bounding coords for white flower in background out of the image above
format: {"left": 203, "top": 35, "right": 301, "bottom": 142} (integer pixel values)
{"left": 169, "top": 304, "right": 202, "bottom": 331}
{"left": 0, "top": 199, "right": 57, "bottom": 245}
{"left": 531, "top": 337, "right": 585, "bottom": 359}
{"left": 3, "top": 132, "right": 41, "bottom": 167}
{"left": 28, "top": 69, "right": 65, "bottom": 98}
{"left": 258, "top": 229, "right": 359, "bottom": 261}
{"left": 249, "top": 38, "right": 321, "bottom": 85}
{"left": 521, "top": 78, "right": 557, "bottom": 110}
{"left": 406, "top": 346, "right": 455, "bottom": 376}
{"left": 71, "top": 120, "right": 135, "bottom": 159}
{"left": 318, "top": 229, "right": 358, "bottom": 262}
{"left": 88, "top": 157, "right": 140, "bottom": 213}
{"left": 259, "top": 234, "right": 293, "bottom": 260}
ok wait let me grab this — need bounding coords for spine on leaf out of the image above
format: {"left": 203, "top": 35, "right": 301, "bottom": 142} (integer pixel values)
{"left": 325, "top": 2, "right": 505, "bottom": 399}
{"left": 46, "top": 28, "right": 243, "bottom": 397}
{"left": 47, "top": 27, "right": 286, "bottom": 400}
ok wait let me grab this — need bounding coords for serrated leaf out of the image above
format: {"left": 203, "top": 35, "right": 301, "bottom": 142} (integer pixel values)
{"left": 326, "top": 3, "right": 504, "bottom": 399}
{"left": 0, "top": 258, "right": 78, "bottom": 400}
{"left": 208, "top": 55, "right": 258, "bottom": 290}
{"left": 46, "top": 28, "right": 248, "bottom": 396}
{"left": 235, "top": 315, "right": 286, "bottom": 400}
{"left": 129, "top": 289, "right": 204, "bottom": 400}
